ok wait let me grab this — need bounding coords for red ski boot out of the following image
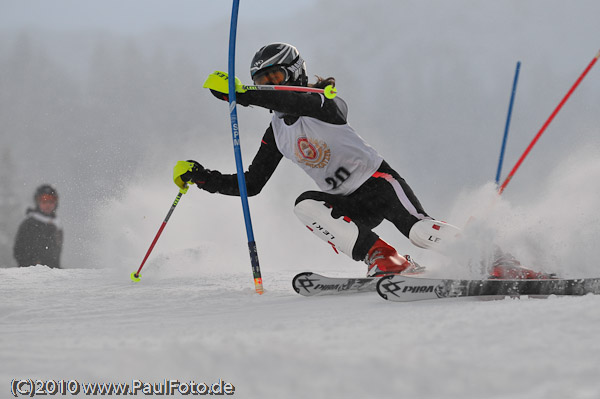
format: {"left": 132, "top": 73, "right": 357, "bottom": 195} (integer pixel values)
{"left": 365, "top": 239, "right": 421, "bottom": 277}
{"left": 489, "top": 252, "right": 556, "bottom": 280}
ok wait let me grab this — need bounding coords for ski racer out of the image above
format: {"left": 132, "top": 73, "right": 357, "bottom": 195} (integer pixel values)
{"left": 174, "top": 42, "right": 552, "bottom": 279}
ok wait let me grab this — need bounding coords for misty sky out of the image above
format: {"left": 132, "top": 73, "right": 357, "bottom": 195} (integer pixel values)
{"left": 2, "top": 0, "right": 315, "bottom": 32}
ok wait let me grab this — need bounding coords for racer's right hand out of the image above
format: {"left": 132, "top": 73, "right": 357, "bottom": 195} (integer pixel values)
{"left": 173, "top": 160, "right": 207, "bottom": 193}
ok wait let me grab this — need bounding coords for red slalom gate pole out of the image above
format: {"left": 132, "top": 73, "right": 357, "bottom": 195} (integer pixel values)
{"left": 498, "top": 50, "right": 600, "bottom": 195}
{"left": 130, "top": 191, "right": 184, "bottom": 282}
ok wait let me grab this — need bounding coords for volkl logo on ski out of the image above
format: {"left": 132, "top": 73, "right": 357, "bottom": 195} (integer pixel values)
{"left": 378, "top": 278, "right": 438, "bottom": 298}
{"left": 294, "top": 275, "right": 354, "bottom": 293}
{"left": 314, "top": 283, "right": 352, "bottom": 291}
{"left": 401, "top": 285, "right": 435, "bottom": 294}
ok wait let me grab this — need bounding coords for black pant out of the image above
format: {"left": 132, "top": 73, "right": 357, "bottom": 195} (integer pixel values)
{"left": 295, "top": 160, "right": 430, "bottom": 261}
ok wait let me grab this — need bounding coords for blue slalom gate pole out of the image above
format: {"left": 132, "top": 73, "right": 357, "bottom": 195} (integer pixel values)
{"left": 495, "top": 61, "right": 521, "bottom": 185}
{"left": 228, "top": 0, "right": 264, "bottom": 294}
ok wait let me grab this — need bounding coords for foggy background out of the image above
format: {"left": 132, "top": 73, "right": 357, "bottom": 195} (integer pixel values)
{"left": 1, "top": 0, "right": 599, "bottom": 277}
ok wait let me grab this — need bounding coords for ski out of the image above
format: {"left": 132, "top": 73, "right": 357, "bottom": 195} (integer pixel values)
{"left": 377, "top": 275, "right": 600, "bottom": 302}
{"left": 292, "top": 272, "right": 379, "bottom": 296}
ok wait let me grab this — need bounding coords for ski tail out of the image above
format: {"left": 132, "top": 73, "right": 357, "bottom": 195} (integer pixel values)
{"left": 377, "top": 275, "right": 600, "bottom": 302}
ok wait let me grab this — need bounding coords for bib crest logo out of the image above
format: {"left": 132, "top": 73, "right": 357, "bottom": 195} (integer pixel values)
{"left": 295, "top": 137, "right": 330, "bottom": 168}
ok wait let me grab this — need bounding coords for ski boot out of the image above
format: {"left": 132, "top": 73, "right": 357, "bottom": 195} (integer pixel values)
{"left": 488, "top": 252, "right": 557, "bottom": 280}
{"left": 365, "top": 239, "right": 424, "bottom": 277}
{"left": 402, "top": 255, "right": 427, "bottom": 275}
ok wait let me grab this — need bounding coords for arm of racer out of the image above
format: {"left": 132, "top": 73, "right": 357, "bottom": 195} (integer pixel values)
{"left": 176, "top": 127, "right": 283, "bottom": 197}
{"left": 242, "top": 90, "right": 347, "bottom": 125}
{"left": 209, "top": 89, "right": 347, "bottom": 125}
{"left": 203, "top": 70, "right": 346, "bottom": 124}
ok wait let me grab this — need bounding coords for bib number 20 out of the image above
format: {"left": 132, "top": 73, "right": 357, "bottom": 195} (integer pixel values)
{"left": 325, "top": 167, "right": 351, "bottom": 189}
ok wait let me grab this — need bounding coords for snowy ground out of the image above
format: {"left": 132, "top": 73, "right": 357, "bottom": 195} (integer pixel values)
{"left": 2, "top": 261, "right": 599, "bottom": 399}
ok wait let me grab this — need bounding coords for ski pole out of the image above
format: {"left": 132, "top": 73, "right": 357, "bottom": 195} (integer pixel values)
{"left": 228, "top": 0, "right": 264, "bottom": 294}
{"left": 498, "top": 50, "right": 600, "bottom": 194}
{"left": 242, "top": 83, "right": 337, "bottom": 99}
{"left": 204, "top": 71, "right": 337, "bottom": 99}
{"left": 495, "top": 61, "right": 521, "bottom": 185}
{"left": 130, "top": 191, "right": 184, "bottom": 282}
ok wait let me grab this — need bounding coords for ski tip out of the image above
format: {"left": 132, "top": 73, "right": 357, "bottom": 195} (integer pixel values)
{"left": 324, "top": 84, "right": 337, "bottom": 99}
{"left": 376, "top": 275, "right": 394, "bottom": 300}
{"left": 130, "top": 272, "right": 141, "bottom": 282}
{"left": 292, "top": 272, "right": 313, "bottom": 294}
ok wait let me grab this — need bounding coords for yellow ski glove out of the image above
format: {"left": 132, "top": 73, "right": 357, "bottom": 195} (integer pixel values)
{"left": 202, "top": 71, "right": 246, "bottom": 94}
{"left": 173, "top": 160, "right": 197, "bottom": 194}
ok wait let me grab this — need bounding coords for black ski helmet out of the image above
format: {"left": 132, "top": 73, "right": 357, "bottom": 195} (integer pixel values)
{"left": 34, "top": 184, "right": 58, "bottom": 204}
{"left": 250, "top": 43, "right": 308, "bottom": 86}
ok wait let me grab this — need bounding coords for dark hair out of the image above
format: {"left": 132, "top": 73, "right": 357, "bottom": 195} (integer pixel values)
{"left": 310, "top": 76, "right": 335, "bottom": 89}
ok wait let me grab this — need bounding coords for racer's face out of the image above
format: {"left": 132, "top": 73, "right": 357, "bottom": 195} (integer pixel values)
{"left": 253, "top": 66, "right": 287, "bottom": 85}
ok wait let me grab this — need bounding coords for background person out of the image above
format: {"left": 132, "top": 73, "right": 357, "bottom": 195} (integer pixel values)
{"left": 13, "top": 184, "right": 63, "bottom": 268}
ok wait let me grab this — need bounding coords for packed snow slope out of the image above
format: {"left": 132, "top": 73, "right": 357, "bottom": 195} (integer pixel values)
{"left": 2, "top": 263, "right": 600, "bottom": 399}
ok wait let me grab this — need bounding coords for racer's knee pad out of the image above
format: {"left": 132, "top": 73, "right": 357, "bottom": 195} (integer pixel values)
{"left": 408, "top": 219, "right": 461, "bottom": 251}
{"left": 293, "top": 199, "right": 359, "bottom": 258}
